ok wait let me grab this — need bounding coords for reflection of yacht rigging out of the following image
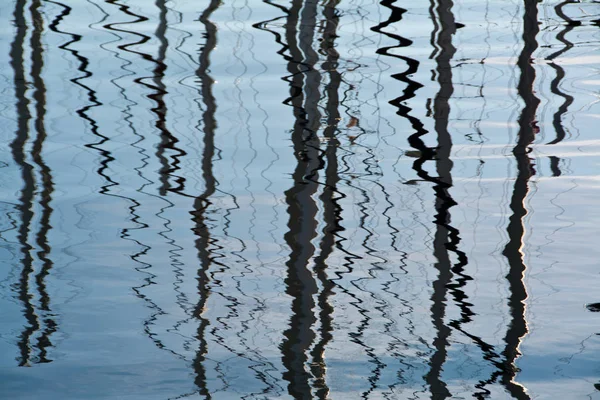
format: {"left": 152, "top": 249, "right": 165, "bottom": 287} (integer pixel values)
{"left": 544, "top": 0, "right": 579, "bottom": 176}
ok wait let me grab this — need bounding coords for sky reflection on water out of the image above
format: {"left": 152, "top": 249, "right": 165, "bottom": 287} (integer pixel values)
{"left": 1, "top": 0, "right": 600, "bottom": 398}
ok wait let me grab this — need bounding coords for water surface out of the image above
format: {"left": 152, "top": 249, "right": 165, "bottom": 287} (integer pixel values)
{"left": 1, "top": 0, "right": 600, "bottom": 398}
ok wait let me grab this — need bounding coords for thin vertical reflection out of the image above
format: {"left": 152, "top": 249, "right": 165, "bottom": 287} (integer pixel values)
{"left": 310, "top": 1, "right": 342, "bottom": 398}
{"left": 31, "top": 0, "right": 56, "bottom": 363}
{"left": 153, "top": 0, "right": 186, "bottom": 195}
{"left": 191, "top": 0, "right": 220, "bottom": 396}
{"left": 10, "top": 0, "right": 38, "bottom": 367}
{"left": 499, "top": 1, "right": 539, "bottom": 398}
{"left": 280, "top": 0, "right": 321, "bottom": 397}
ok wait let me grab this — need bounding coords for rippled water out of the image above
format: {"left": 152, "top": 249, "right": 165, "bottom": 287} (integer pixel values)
{"left": 1, "top": 0, "right": 600, "bottom": 398}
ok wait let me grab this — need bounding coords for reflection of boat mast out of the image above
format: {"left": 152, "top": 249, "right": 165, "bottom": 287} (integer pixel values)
{"left": 152, "top": 0, "right": 186, "bottom": 195}
{"left": 9, "top": 0, "right": 57, "bottom": 366}
{"left": 10, "top": 0, "right": 38, "bottom": 367}
{"left": 498, "top": 1, "right": 539, "bottom": 398}
{"left": 190, "top": 0, "right": 220, "bottom": 395}
{"left": 280, "top": 0, "right": 321, "bottom": 397}
{"left": 31, "top": 0, "right": 56, "bottom": 364}
{"left": 423, "top": 0, "right": 457, "bottom": 396}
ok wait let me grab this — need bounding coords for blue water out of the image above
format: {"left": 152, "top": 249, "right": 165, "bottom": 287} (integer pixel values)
{"left": 0, "top": 0, "right": 600, "bottom": 398}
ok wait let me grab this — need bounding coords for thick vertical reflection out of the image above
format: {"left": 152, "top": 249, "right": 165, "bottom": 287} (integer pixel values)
{"left": 423, "top": 0, "right": 457, "bottom": 396}
{"left": 499, "top": 0, "right": 539, "bottom": 398}
{"left": 280, "top": 0, "right": 320, "bottom": 397}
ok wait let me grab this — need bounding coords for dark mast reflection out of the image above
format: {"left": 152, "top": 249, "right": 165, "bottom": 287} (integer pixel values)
{"left": 153, "top": 0, "right": 186, "bottom": 195}
{"left": 31, "top": 0, "right": 56, "bottom": 364}
{"left": 10, "top": 0, "right": 39, "bottom": 367}
{"left": 423, "top": 0, "right": 457, "bottom": 396}
{"left": 280, "top": 0, "right": 320, "bottom": 397}
{"left": 498, "top": 0, "right": 539, "bottom": 398}
{"left": 191, "top": 0, "right": 221, "bottom": 396}
{"left": 10, "top": 0, "right": 57, "bottom": 366}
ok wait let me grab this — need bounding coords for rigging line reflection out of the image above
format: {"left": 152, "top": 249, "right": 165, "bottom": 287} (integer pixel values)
{"left": 31, "top": 0, "right": 56, "bottom": 364}
{"left": 102, "top": 0, "right": 179, "bottom": 361}
{"left": 371, "top": 0, "right": 435, "bottom": 180}
{"left": 190, "top": 0, "right": 221, "bottom": 396}
{"left": 210, "top": 3, "right": 283, "bottom": 396}
{"left": 280, "top": 0, "right": 321, "bottom": 397}
{"left": 544, "top": 0, "right": 576, "bottom": 176}
{"left": 10, "top": 0, "right": 39, "bottom": 367}
{"left": 371, "top": 1, "right": 434, "bottom": 396}
{"left": 495, "top": 1, "right": 540, "bottom": 398}
{"left": 43, "top": 0, "right": 111, "bottom": 336}
{"left": 103, "top": 0, "right": 185, "bottom": 196}
{"left": 145, "top": 0, "right": 196, "bottom": 360}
